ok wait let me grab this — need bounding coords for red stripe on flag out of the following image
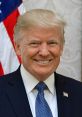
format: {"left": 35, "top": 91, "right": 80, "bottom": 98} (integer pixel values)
{"left": 0, "top": 63, "right": 4, "bottom": 76}
{"left": 3, "top": 9, "right": 21, "bottom": 63}
{"left": 3, "top": 9, "right": 19, "bottom": 47}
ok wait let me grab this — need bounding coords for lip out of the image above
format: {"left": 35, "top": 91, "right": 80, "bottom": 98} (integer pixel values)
{"left": 33, "top": 59, "right": 53, "bottom": 65}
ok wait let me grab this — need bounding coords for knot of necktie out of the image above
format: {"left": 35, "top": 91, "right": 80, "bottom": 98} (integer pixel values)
{"left": 35, "top": 82, "right": 47, "bottom": 93}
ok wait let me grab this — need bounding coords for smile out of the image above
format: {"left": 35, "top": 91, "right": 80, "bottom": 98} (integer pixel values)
{"left": 34, "top": 59, "right": 52, "bottom": 65}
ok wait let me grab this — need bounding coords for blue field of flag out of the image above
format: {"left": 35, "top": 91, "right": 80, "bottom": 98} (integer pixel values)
{"left": 0, "top": 0, "right": 22, "bottom": 22}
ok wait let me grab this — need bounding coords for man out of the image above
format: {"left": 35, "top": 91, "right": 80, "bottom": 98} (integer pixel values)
{"left": 0, "top": 9, "right": 82, "bottom": 117}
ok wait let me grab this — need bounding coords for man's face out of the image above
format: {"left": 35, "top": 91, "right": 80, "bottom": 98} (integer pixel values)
{"left": 15, "top": 26, "right": 64, "bottom": 81}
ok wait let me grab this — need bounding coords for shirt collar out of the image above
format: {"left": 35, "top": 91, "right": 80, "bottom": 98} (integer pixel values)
{"left": 20, "top": 65, "right": 55, "bottom": 95}
{"left": 44, "top": 74, "right": 55, "bottom": 95}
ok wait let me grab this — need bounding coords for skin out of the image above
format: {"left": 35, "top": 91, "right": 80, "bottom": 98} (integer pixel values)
{"left": 15, "top": 26, "right": 64, "bottom": 81}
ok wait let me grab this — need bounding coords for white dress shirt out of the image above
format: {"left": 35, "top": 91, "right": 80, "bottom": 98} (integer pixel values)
{"left": 20, "top": 65, "right": 58, "bottom": 117}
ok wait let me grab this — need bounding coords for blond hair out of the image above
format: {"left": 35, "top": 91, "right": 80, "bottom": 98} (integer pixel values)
{"left": 14, "top": 9, "right": 66, "bottom": 43}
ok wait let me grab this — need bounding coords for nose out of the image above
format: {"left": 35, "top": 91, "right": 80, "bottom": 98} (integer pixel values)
{"left": 39, "top": 43, "right": 50, "bottom": 57}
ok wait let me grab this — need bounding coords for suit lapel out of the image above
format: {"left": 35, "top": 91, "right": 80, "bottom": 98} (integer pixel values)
{"left": 6, "top": 68, "right": 33, "bottom": 117}
{"left": 55, "top": 73, "right": 71, "bottom": 117}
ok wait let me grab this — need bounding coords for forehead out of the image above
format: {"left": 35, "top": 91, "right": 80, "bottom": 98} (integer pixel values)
{"left": 21, "top": 26, "right": 63, "bottom": 38}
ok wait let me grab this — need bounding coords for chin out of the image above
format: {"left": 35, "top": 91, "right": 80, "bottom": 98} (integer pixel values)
{"left": 34, "top": 70, "right": 53, "bottom": 79}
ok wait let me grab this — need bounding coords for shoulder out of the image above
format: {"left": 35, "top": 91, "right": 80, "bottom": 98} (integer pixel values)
{"left": 55, "top": 72, "right": 82, "bottom": 90}
{"left": 0, "top": 67, "right": 20, "bottom": 88}
{"left": 55, "top": 72, "right": 81, "bottom": 84}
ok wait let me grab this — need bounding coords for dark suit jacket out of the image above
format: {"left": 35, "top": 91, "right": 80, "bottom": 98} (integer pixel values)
{"left": 0, "top": 67, "right": 82, "bottom": 117}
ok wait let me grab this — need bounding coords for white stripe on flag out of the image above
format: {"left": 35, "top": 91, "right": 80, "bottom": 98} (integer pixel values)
{"left": 18, "top": 3, "right": 26, "bottom": 15}
{"left": 0, "top": 22, "right": 20, "bottom": 74}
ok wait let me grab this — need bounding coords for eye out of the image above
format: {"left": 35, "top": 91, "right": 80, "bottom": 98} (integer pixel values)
{"left": 48, "top": 40, "right": 59, "bottom": 46}
{"left": 29, "top": 41, "right": 41, "bottom": 47}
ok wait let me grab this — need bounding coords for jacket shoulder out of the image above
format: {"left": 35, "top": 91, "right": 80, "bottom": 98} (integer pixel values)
{"left": 55, "top": 72, "right": 81, "bottom": 83}
{"left": 0, "top": 67, "right": 20, "bottom": 88}
{"left": 55, "top": 72, "right": 82, "bottom": 90}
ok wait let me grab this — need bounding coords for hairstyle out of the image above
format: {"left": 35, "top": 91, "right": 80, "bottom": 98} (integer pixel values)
{"left": 14, "top": 9, "right": 66, "bottom": 43}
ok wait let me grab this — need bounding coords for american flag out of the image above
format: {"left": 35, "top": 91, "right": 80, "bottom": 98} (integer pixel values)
{"left": 0, "top": 0, "right": 25, "bottom": 76}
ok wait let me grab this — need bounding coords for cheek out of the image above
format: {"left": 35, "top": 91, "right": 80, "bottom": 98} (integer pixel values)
{"left": 51, "top": 47, "right": 63, "bottom": 57}
{"left": 22, "top": 48, "right": 39, "bottom": 59}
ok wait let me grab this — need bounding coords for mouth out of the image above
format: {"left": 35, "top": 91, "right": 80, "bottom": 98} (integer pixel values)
{"left": 33, "top": 59, "right": 53, "bottom": 65}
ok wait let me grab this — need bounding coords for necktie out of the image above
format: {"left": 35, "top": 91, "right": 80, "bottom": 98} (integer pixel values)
{"left": 35, "top": 82, "right": 53, "bottom": 117}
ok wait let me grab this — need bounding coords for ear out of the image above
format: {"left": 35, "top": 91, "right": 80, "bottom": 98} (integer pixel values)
{"left": 60, "top": 44, "right": 64, "bottom": 56}
{"left": 14, "top": 41, "right": 21, "bottom": 56}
